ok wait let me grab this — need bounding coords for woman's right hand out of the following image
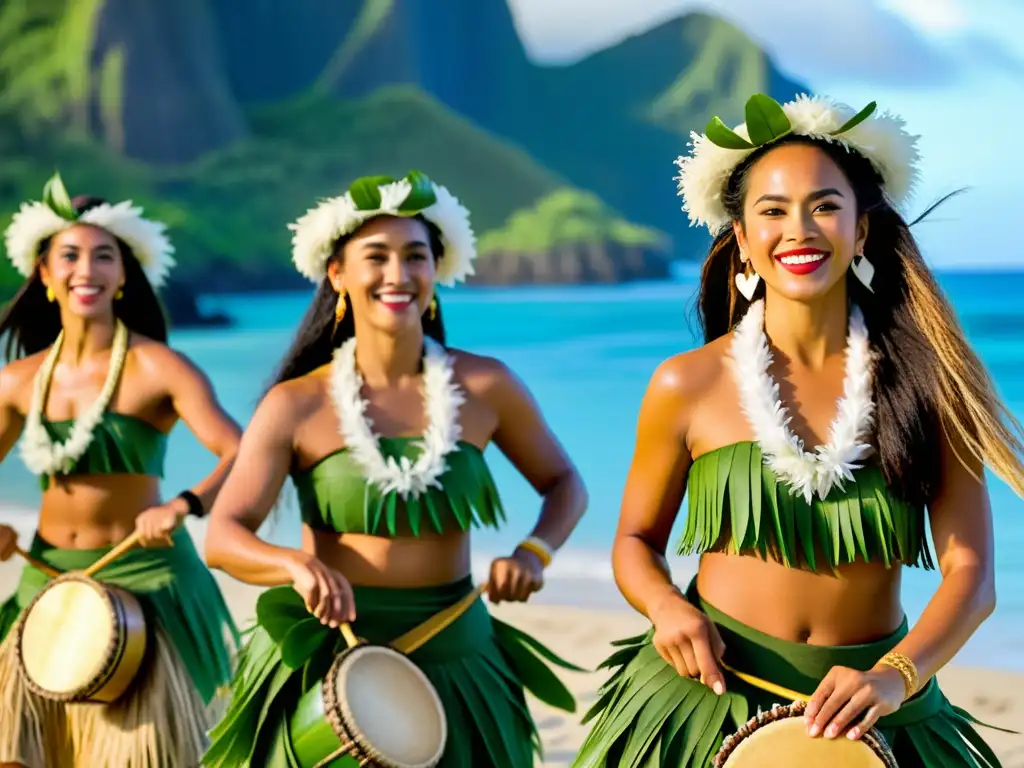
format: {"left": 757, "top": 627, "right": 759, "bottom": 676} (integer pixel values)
{"left": 283, "top": 551, "right": 356, "bottom": 628}
{"left": 0, "top": 524, "right": 15, "bottom": 561}
{"left": 649, "top": 588, "right": 727, "bottom": 694}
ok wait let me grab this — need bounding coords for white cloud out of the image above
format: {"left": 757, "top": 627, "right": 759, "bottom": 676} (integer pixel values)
{"left": 880, "top": 0, "right": 1024, "bottom": 76}
{"left": 878, "top": 0, "right": 966, "bottom": 35}
{"left": 507, "top": 0, "right": 690, "bottom": 63}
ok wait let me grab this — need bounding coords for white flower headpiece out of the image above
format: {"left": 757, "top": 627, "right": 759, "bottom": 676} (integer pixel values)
{"left": 674, "top": 93, "right": 922, "bottom": 234}
{"left": 288, "top": 171, "right": 477, "bottom": 287}
{"left": 3, "top": 172, "right": 175, "bottom": 288}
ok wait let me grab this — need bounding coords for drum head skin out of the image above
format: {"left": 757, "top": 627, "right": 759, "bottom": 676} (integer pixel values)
{"left": 20, "top": 578, "right": 113, "bottom": 694}
{"left": 332, "top": 645, "right": 447, "bottom": 768}
{"left": 715, "top": 702, "right": 898, "bottom": 768}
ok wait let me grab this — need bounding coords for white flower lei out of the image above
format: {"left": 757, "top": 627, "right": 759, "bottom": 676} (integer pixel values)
{"left": 727, "top": 299, "right": 876, "bottom": 502}
{"left": 19, "top": 319, "right": 130, "bottom": 477}
{"left": 674, "top": 94, "right": 921, "bottom": 235}
{"left": 288, "top": 175, "right": 476, "bottom": 287}
{"left": 328, "top": 336, "right": 466, "bottom": 499}
{"left": 4, "top": 201, "right": 176, "bottom": 289}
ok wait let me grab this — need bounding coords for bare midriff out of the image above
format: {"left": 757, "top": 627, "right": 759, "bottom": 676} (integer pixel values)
{"left": 36, "top": 474, "right": 162, "bottom": 549}
{"left": 696, "top": 551, "right": 905, "bottom": 646}
{"left": 310, "top": 527, "right": 474, "bottom": 589}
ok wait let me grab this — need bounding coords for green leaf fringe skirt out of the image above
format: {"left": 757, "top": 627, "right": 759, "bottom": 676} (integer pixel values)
{"left": 572, "top": 578, "right": 1010, "bottom": 768}
{"left": 202, "top": 575, "right": 585, "bottom": 768}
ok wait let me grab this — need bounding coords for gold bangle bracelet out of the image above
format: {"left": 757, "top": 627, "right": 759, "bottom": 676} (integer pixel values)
{"left": 515, "top": 537, "right": 553, "bottom": 568}
{"left": 877, "top": 650, "right": 919, "bottom": 700}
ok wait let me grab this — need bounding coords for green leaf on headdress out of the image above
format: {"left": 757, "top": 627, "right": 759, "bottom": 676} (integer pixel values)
{"left": 42, "top": 171, "right": 77, "bottom": 221}
{"left": 348, "top": 174, "right": 394, "bottom": 210}
{"left": 744, "top": 93, "right": 792, "bottom": 146}
{"left": 831, "top": 101, "right": 877, "bottom": 135}
{"left": 705, "top": 116, "right": 754, "bottom": 150}
{"left": 399, "top": 170, "right": 438, "bottom": 212}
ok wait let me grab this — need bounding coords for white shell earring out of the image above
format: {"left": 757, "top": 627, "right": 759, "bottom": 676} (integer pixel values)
{"left": 735, "top": 248, "right": 760, "bottom": 300}
{"left": 850, "top": 250, "right": 875, "bottom": 292}
{"left": 735, "top": 269, "right": 760, "bottom": 300}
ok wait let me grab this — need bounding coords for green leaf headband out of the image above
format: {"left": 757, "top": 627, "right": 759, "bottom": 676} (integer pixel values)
{"left": 4, "top": 171, "right": 176, "bottom": 287}
{"left": 42, "top": 172, "right": 79, "bottom": 222}
{"left": 705, "top": 93, "right": 877, "bottom": 150}
{"left": 348, "top": 171, "right": 437, "bottom": 213}
{"left": 674, "top": 93, "right": 921, "bottom": 233}
{"left": 289, "top": 170, "right": 477, "bottom": 287}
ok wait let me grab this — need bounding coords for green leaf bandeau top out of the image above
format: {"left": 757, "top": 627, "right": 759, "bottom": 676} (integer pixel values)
{"left": 677, "top": 299, "right": 934, "bottom": 572}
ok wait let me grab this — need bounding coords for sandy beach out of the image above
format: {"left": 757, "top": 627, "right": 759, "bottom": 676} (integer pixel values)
{"left": 2, "top": 510, "right": 1021, "bottom": 766}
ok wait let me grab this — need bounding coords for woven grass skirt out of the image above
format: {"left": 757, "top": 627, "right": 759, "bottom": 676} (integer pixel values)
{"left": 0, "top": 528, "right": 240, "bottom": 768}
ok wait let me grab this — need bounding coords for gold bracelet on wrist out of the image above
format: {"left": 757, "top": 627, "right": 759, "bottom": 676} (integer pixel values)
{"left": 515, "top": 536, "right": 553, "bottom": 568}
{"left": 877, "top": 650, "right": 919, "bottom": 700}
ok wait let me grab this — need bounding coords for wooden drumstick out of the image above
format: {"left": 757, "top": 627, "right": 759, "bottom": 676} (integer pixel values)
{"left": 13, "top": 546, "right": 61, "bottom": 578}
{"left": 83, "top": 530, "right": 144, "bottom": 578}
{"left": 719, "top": 660, "right": 807, "bottom": 701}
{"left": 339, "top": 623, "right": 360, "bottom": 649}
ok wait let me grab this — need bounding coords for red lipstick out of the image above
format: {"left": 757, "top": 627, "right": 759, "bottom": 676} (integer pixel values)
{"left": 774, "top": 247, "right": 830, "bottom": 275}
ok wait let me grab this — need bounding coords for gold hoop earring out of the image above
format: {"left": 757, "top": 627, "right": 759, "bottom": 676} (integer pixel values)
{"left": 45, "top": 286, "right": 55, "bottom": 303}
{"left": 334, "top": 289, "right": 347, "bottom": 329}
{"left": 114, "top": 286, "right": 124, "bottom": 300}
{"left": 429, "top": 297, "right": 437, "bottom": 321}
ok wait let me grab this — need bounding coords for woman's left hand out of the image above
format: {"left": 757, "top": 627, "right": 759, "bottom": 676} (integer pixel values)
{"left": 134, "top": 501, "right": 187, "bottom": 547}
{"left": 804, "top": 665, "right": 906, "bottom": 740}
{"left": 487, "top": 548, "right": 544, "bottom": 604}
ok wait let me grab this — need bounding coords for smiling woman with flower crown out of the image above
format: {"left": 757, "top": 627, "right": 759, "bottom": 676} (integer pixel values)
{"left": 571, "top": 94, "right": 1024, "bottom": 768}
{"left": 200, "top": 170, "right": 589, "bottom": 768}
{"left": 0, "top": 174, "right": 242, "bottom": 767}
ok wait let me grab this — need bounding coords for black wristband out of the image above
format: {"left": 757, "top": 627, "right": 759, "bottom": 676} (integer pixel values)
{"left": 177, "top": 490, "right": 205, "bottom": 518}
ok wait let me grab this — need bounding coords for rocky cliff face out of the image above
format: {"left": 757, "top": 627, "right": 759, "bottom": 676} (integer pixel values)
{"left": 90, "top": 0, "right": 247, "bottom": 162}
{"left": 206, "top": 0, "right": 362, "bottom": 103}
{"left": 469, "top": 243, "right": 672, "bottom": 286}
{"left": 77, "top": 0, "right": 802, "bottom": 168}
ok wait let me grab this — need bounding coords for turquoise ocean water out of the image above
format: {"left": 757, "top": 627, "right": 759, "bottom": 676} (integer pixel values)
{"left": 2, "top": 268, "right": 1023, "bottom": 670}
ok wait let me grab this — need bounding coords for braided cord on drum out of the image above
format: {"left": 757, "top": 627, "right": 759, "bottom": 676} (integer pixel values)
{"left": 712, "top": 701, "right": 900, "bottom": 768}
{"left": 310, "top": 740, "right": 354, "bottom": 768}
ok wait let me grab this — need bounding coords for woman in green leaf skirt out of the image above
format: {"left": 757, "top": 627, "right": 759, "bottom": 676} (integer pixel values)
{"left": 0, "top": 174, "right": 241, "bottom": 767}
{"left": 571, "top": 94, "right": 1023, "bottom": 767}
{"left": 201, "top": 170, "right": 589, "bottom": 767}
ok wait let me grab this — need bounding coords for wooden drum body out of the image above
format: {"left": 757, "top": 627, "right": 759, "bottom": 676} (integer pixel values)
{"left": 713, "top": 701, "right": 898, "bottom": 768}
{"left": 290, "top": 643, "right": 447, "bottom": 768}
{"left": 16, "top": 573, "right": 148, "bottom": 704}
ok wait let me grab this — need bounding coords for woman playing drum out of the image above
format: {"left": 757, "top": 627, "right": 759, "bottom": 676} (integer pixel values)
{"left": 0, "top": 173, "right": 242, "bottom": 767}
{"left": 201, "top": 171, "right": 589, "bottom": 767}
{"left": 571, "top": 94, "right": 1022, "bottom": 767}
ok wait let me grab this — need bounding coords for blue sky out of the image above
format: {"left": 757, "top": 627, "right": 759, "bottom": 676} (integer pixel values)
{"left": 508, "top": 0, "right": 1024, "bottom": 268}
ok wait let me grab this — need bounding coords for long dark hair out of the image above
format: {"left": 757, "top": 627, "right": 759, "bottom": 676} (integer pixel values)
{"left": 0, "top": 195, "right": 169, "bottom": 361}
{"left": 269, "top": 215, "right": 448, "bottom": 388}
{"left": 697, "top": 135, "right": 1024, "bottom": 507}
